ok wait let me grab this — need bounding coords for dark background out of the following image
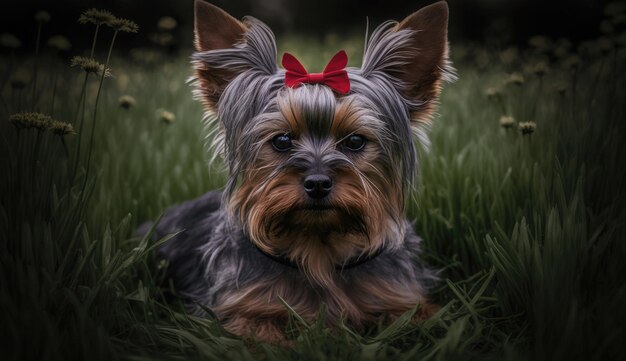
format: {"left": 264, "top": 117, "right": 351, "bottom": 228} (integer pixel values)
{"left": 0, "top": 0, "right": 611, "bottom": 52}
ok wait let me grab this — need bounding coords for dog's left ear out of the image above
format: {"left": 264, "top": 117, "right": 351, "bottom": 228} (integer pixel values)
{"left": 366, "top": 1, "right": 452, "bottom": 124}
{"left": 396, "top": 1, "right": 449, "bottom": 96}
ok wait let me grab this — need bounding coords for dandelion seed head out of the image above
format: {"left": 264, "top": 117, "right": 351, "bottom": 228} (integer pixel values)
{"left": 78, "top": 8, "right": 115, "bottom": 26}
{"left": 485, "top": 86, "right": 502, "bottom": 98}
{"left": 474, "top": 48, "right": 490, "bottom": 68}
{"left": 530, "top": 61, "right": 550, "bottom": 77}
{"left": 150, "top": 32, "right": 174, "bottom": 46}
{"left": 157, "top": 16, "right": 177, "bottom": 31}
{"left": 130, "top": 48, "right": 162, "bottom": 65}
{"left": 499, "top": 47, "right": 519, "bottom": 65}
{"left": 118, "top": 95, "right": 136, "bottom": 109}
{"left": 596, "top": 37, "right": 614, "bottom": 54}
{"left": 116, "top": 73, "right": 130, "bottom": 91}
{"left": 563, "top": 55, "right": 582, "bottom": 70}
{"left": 499, "top": 115, "right": 515, "bottom": 129}
{"left": 47, "top": 35, "right": 71, "bottom": 51}
{"left": 519, "top": 121, "right": 537, "bottom": 135}
{"left": 0, "top": 33, "right": 21, "bottom": 49}
{"left": 578, "top": 40, "right": 600, "bottom": 55}
{"left": 553, "top": 46, "right": 570, "bottom": 59}
{"left": 49, "top": 120, "right": 75, "bottom": 136}
{"left": 9, "top": 112, "right": 52, "bottom": 130}
{"left": 158, "top": 110, "right": 176, "bottom": 124}
{"left": 529, "top": 35, "right": 551, "bottom": 51}
{"left": 70, "top": 56, "right": 112, "bottom": 77}
{"left": 35, "top": 11, "right": 51, "bottom": 24}
{"left": 552, "top": 38, "right": 572, "bottom": 59}
{"left": 110, "top": 17, "right": 139, "bottom": 33}
{"left": 506, "top": 72, "right": 525, "bottom": 86}
{"left": 556, "top": 38, "right": 572, "bottom": 49}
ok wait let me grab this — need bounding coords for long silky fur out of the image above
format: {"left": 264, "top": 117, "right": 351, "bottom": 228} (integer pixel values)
{"left": 149, "top": 11, "right": 453, "bottom": 340}
{"left": 191, "top": 17, "right": 455, "bottom": 200}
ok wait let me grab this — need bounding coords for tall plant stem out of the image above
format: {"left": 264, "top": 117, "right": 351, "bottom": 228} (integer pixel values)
{"left": 90, "top": 25, "right": 100, "bottom": 57}
{"left": 570, "top": 70, "right": 577, "bottom": 124}
{"left": 71, "top": 24, "right": 101, "bottom": 184}
{"left": 532, "top": 77, "right": 543, "bottom": 120}
{"left": 588, "top": 57, "right": 606, "bottom": 112}
{"left": 50, "top": 70, "right": 59, "bottom": 117}
{"left": 71, "top": 74, "right": 89, "bottom": 183}
{"left": 80, "top": 30, "right": 118, "bottom": 200}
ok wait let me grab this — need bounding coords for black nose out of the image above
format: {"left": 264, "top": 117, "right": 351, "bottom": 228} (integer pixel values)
{"left": 303, "top": 174, "right": 333, "bottom": 199}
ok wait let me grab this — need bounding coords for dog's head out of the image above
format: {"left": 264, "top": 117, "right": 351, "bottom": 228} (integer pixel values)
{"left": 192, "top": 0, "right": 453, "bottom": 285}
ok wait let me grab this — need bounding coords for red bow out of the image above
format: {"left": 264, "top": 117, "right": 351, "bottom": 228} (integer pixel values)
{"left": 282, "top": 50, "right": 350, "bottom": 94}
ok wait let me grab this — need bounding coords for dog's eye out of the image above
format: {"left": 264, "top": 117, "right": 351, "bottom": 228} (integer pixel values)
{"left": 272, "top": 134, "right": 292, "bottom": 152}
{"left": 342, "top": 134, "right": 366, "bottom": 151}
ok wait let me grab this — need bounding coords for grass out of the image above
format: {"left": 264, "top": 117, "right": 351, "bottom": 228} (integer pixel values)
{"left": 1, "top": 9, "right": 626, "bottom": 361}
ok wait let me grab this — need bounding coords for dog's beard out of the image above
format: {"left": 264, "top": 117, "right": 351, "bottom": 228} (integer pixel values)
{"left": 268, "top": 204, "right": 372, "bottom": 286}
{"left": 271, "top": 206, "right": 369, "bottom": 241}
{"left": 252, "top": 197, "right": 372, "bottom": 254}
{"left": 238, "top": 183, "right": 399, "bottom": 289}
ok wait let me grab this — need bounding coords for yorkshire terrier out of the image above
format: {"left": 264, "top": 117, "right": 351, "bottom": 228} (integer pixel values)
{"left": 145, "top": 0, "right": 454, "bottom": 344}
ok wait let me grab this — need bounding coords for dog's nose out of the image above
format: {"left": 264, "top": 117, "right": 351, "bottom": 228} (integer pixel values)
{"left": 303, "top": 174, "right": 333, "bottom": 199}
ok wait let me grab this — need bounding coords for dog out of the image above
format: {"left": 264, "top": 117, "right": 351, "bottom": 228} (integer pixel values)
{"left": 145, "top": 0, "right": 454, "bottom": 344}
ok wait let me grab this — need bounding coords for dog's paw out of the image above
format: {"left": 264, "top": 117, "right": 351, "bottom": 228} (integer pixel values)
{"left": 224, "top": 317, "right": 292, "bottom": 348}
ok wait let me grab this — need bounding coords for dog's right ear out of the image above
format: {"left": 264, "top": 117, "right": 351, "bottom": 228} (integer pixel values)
{"left": 194, "top": 0, "right": 246, "bottom": 53}
{"left": 194, "top": 0, "right": 247, "bottom": 110}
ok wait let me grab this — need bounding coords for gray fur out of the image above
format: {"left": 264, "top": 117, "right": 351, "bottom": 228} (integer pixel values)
{"left": 192, "top": 18, "right": 455, "bottom": 200}
{"left": 149, "top": 15, "right": 452, "bottom": 316}
{"left": 153, "top": 190, "right": 438, "bottom": 316}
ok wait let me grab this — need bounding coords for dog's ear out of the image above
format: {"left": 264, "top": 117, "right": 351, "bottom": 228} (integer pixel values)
{"left": 395, "top": 1, "right": 449, "bottom": 101}
{"left": 195, "top": 0, "right": 246, "bottom": 52}
{"left": 194, "top": 0, "right": 247, "bottom": 110}
{"left": 364, "top": 1, "right": 452, "bottom": 125}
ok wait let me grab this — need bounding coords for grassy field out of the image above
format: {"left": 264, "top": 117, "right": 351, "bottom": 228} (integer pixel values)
{"left": 1, "top": 10, "right": 626, "bottom": 361}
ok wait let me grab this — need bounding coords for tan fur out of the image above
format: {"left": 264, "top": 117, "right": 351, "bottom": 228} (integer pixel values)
{"left": 230, "top": 96, "right": 405, "bottom": 290}
{"left": 216, "top": 275, "right": 435, "bottom": 343}
{"left": 277, "top": 94, "right": 305, "bottom": 138}
{"left": 190, "top": 0, "right": 449, "bottom": 345}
